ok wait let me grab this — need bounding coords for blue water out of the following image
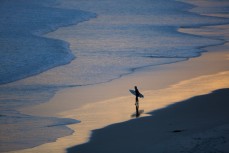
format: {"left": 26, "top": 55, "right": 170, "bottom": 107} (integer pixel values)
{"left": 0, "top": 0, "right": 229, "bottom": 152}
{"left": 0, "top": 0, "right": 96, "bottom": 84}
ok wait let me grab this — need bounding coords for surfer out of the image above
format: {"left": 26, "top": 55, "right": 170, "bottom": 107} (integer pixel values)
{"left": 134, "top": 86, "right": 141, "bottom": 117}
{"left": 129, "top": 86, "right": 144, "bottom": 117}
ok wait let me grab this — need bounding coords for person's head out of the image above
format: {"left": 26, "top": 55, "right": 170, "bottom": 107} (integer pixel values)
{"left": 134, "top": 86, "right": 138, "bottom": 90}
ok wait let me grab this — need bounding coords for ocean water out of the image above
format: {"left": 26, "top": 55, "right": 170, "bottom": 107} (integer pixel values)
{"left": 0, "top": 0, "right": 229, "bottom": 152}
{"left": 0, "top": 0, "right": 96, "bottom": 85}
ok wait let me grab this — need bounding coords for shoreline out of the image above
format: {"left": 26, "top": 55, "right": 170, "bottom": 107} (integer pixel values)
{"left": 20, "top": 37, "right": 229, "bottom": 117}
{"left": 15, "top": 24, "right": 229, "bottom": 153}
{"left": 11, "top": 0, "right": 229, "bottom": 153}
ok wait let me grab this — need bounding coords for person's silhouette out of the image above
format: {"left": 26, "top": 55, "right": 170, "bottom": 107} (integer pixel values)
{"left": 134, "top": 86, "right": 141, "bottom": 117}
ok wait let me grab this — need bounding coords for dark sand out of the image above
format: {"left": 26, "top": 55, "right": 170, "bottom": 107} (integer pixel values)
{"left": 68, "top": 88, "right": 229, "bottom": 153}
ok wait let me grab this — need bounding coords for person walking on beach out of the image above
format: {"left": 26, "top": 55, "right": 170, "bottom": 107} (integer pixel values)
{"left": 134, "top": 86, "right": 141, "bottom": 117}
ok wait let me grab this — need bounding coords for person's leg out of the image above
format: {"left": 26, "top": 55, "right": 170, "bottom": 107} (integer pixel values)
{"left": 135, "top": 99, "right": 139, "bottom": 117}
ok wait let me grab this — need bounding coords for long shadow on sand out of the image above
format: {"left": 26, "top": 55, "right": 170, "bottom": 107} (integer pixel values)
{"left": 67, "top": 88, "right": 229, "bottom": 153}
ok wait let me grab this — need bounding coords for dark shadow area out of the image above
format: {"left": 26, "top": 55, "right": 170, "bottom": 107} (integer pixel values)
{"left": 67, "top": 88, "right": 229, "bottom": 153}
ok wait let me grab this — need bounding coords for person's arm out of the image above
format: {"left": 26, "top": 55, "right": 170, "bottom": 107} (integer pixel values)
{"left": 136, "top": 89, "right": 140, "bottom": 97}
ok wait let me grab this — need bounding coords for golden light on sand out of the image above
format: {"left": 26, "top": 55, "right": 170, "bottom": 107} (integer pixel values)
{"left": 11, "top": 70, "right": 229, "bottom": 153}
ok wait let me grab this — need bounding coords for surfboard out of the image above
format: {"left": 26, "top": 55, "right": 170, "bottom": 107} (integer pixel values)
{"left": 129, "top": 89, "right": 144, "bottom": 98}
